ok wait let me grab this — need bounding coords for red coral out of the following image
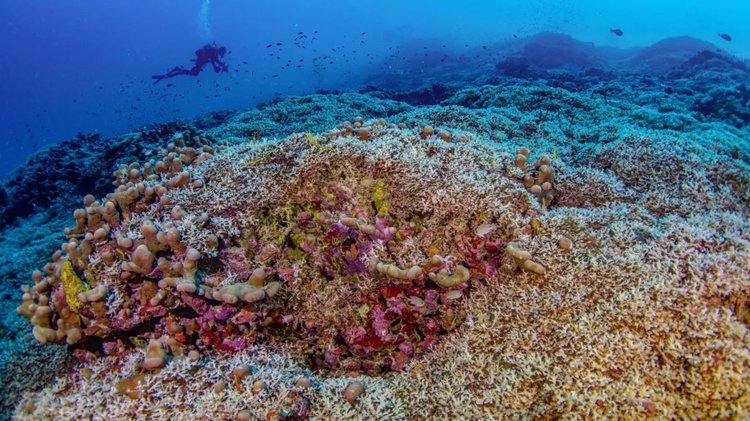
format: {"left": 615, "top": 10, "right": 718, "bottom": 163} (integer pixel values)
{"left": 456, "top": 234, "right": 506, "bottom": 277}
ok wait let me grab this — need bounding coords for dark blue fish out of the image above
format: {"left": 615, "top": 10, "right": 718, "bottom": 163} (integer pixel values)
{"left": 719, "top": 33, "right": 732, "bottom": 41}
{"left": 610, "top": 28, "right": 623, "bottom": 36}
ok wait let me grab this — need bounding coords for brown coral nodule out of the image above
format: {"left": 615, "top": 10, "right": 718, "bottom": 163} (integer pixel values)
{"left": 419, "top": 125, "right": 434, "bottom": 139}
{"left": 143, "top": 339, "right": 166, "bottom": 369}
{"left": 506, "top": 243, "right": 545, "bottom": 275}
{"left": 559, "top": 236, "right": 573, "bottom": 251}
{"left": 515, "top": 148, "right": 556, "bottom": 208}
{"left": 343, "top": 381, "right": 365, "bottom": 403}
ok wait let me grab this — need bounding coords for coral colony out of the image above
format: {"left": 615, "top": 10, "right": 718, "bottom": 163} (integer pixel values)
{"left": 6, "top": 36, "right": 750, "bottom": 419}
{"left": 16, "top": 117, "right": 566, "bottom": 414}
{"left": 19, "top": 121, "right": 555, "bottom": 374}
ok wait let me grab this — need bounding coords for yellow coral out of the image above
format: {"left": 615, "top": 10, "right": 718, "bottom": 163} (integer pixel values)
{"left": 304, "top": 132, "right": 333, "bottom": 151}
{"left": 530, "top": 218, "right": 541, "bottom": 236}
{"left": 84, "top": 270, "right": 97, "bottom": 287}
{"left": 286, "top": 248, "right": 307, "bottom": 262}
{"left": 248, "top": 156, "right": 266, "bottom": 166}
{"left": 304, "top": 132, "right": 320, "bottom": 147}
{"left": 253, "top": 204, "right": 298, "bottom": 243}
{"left": 60, "top": 260, "right": 88, "bottom": 313}
{"left": 372, "top": 179, "right": 390, "bottom": 216}
{"left": 252, "top": 125, "right": 262, "bottom": 142}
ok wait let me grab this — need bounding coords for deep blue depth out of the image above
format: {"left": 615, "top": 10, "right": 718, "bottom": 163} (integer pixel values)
{"left": 0, "top": 0, "right": 747, "bottom": 177}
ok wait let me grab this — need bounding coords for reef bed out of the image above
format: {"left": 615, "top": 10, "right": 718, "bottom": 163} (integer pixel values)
{"left": 2, "top": 63, "right": 750, "bottom": 419}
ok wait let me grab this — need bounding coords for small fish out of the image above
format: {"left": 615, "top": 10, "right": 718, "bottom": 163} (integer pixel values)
{"left": 444, "top": 290, "right": 463, "bottom": 300}
{"left": 610, "top": 28, "right": 623, "bottom": 36}
{"left": 719, "top": 33, "right": 732, "bottom": 41}
{"left": 475, "top": 223, "right": 497, "bottom": 237}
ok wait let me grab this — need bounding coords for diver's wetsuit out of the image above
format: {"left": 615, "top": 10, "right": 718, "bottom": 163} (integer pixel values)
{"left": 152, "top": 43, "right": 228, "bottom": 82}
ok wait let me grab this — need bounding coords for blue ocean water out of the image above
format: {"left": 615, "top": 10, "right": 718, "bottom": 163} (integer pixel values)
{"left": 0, "top": 0, "right": 747, "bottom": 177}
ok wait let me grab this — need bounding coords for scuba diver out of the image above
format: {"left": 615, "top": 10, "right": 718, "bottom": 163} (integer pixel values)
{"left": 152, "top": 43, "right": 228, "bottom": 82}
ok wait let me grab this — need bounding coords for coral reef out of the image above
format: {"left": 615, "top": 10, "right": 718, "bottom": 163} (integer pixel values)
{"left": 17, "top": 120, "right": 550, "bottom": 376}
{"left": 2, "top": 39, "right": 750, "bottom": 418}
{"left": 12, "top": 102, "right": 750, "bottom": 419}
{"left": 0, "top": 124, "right": 198, "bottom": 230}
